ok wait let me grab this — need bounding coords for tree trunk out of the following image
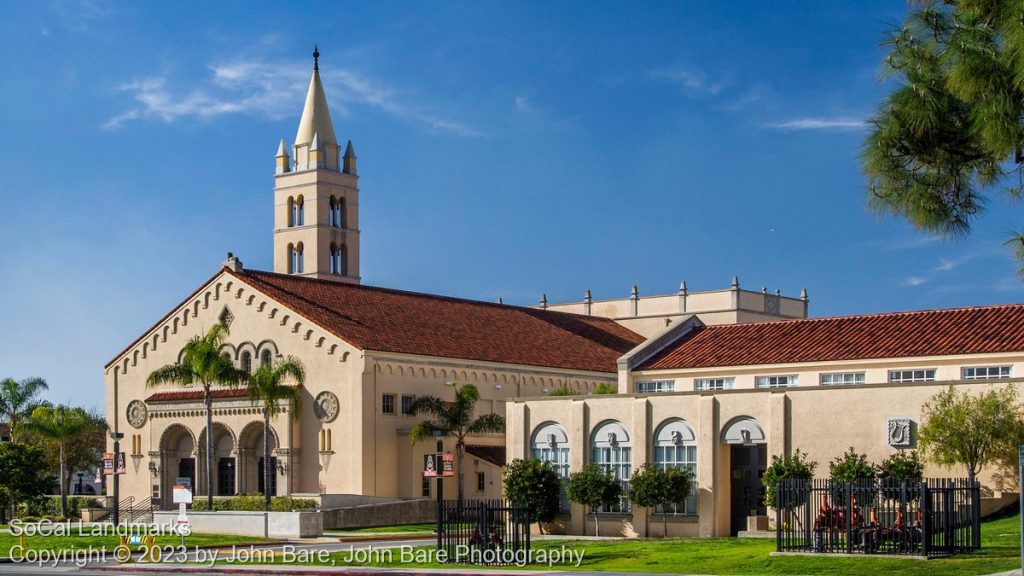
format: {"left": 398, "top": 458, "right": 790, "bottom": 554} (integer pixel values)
{"left": 59, "top": 442, "right": 67, "bottom": 519}
{"left": 663, "top": 506, "right": 668, "bottom": 538}
{"left": 264, "top": 409, "right": 272, "bottom": 510}
{"left": 456, "top": 439, "right": 464, "bottom": 503}
{"left": 205, "top": 390, "right": 214, "bottom": 509}
{"left": 593, "top": 509, "right": 600, "bottom": 537}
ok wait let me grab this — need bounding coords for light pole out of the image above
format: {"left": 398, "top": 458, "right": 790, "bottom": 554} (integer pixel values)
{"left": 109, "top": 432, "right": 124, "bottom": 526}
{"left": 434, "top": 428, "right": 444, "bottom": 551}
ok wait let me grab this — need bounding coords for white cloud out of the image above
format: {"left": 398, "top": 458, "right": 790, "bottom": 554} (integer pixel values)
{"left": 106, "top": 58, "right": 481, "bottom": 136}
{"left": 765, "top": 117, "right": 866, "bottom": 131}
{"left": 650, "top": 69, "right": 724, "bottom": 98}
{"left": 902, "top": 276, "right": 928, "bottom": 287}
{"left": 514, "top": 95, "right": 532, "bottom": 112}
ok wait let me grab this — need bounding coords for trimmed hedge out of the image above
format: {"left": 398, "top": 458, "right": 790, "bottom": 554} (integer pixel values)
{"left": 18, "top": 496, "right": 100, "bottom": 520}
{"left": 190, "top": 495, "right": 317, "bottom": 512}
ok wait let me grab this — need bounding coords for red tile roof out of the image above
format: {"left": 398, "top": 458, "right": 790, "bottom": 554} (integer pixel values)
{"left": 232, "top": 270, "right": 644, "bottom": 373}
{"left": 146, "top": 388, "right": 250, "bottom": 402}
{"left": 639, "top": 304, "right": 1024, "bottom": 371}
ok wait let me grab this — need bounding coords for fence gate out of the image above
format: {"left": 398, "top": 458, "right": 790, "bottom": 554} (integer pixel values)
{"left": 438, "top": 499, "right": 531, "bottom": 564}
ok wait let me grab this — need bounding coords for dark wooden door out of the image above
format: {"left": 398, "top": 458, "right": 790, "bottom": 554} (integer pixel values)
{"left": 730, "top": 444, "right": 767, "bottom": 535}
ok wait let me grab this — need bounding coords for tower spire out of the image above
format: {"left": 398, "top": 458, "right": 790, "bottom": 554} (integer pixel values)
{"left": 313, "top": 45, "right": 319, "bottom": 71}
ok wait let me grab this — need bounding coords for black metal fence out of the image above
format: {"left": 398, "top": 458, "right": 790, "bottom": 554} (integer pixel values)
{"left": 776, "top": 478, "right": 980, "bottom": 557}
{"left": 438, "top": 499, "right": 531, "bottom": 564}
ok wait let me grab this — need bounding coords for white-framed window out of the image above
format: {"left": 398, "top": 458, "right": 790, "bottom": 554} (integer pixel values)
{"left": 532, "top": 422, "right": 570, "bottom": 512}
{"left": 241, "top": 352, "right": 253, "bottom": 374}
{"left": 591, "top": 421, "right": 631, "bottom": 513}
{"left": 636, "top": 380, "right": 675, "bottom": 393}
{"left": 820, "top": 372, "right": 865, "bottom": 386}
{"left": 962, "top": 366, "right": 1012, "bottom": 380}
{"left": 653, "top": 419, "right": 697, "bottom": 516}
{"left": 382, "top": 394, "right": 395, "bottom": 414}
{"left": 889, "top": 369, "right": 936, "bottom": 383}
{"left": 756, "top": 375, "right": 797, "bottom": 389}
{"left": 694, "top": 377, "right": 734, "bottom": 391}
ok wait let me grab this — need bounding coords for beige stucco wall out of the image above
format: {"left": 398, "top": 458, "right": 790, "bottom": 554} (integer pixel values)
{"left": 104, "top": 270, "right": 619, "bottom": 509}
{"left": 509, "top": 369, "right": 1022, "bottom": 538}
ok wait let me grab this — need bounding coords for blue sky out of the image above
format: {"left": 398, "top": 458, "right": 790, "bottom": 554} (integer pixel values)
{"left": 2, "top": 1, "right": 1023, "bottom": 411}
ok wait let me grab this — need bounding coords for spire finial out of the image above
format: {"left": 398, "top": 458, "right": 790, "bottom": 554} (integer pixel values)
{"left": 313, "top": 45, "right": 320, "bottom": 71}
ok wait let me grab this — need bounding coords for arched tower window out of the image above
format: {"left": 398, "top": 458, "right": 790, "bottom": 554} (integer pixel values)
{"left": 330, "top": 244, "right": 346, "bottom": 275}
{"left": 289, "top": 243, "right": 304, "bottom": 274}
{"left": 241, "top": 351, "right": 253, "bottom": 374}
{"left": 296, "top": 196, "right": 305, "bottom": 226}
{"left": 336, "top": 197, "right": 345, "bottom": 228}
{"left": 260, "top": 350, "right": 273, "bottom": 368}
{"left": 288, "top": 197, "right": 296, "bottom": 227}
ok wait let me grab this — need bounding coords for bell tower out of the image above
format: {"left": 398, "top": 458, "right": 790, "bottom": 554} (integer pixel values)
{"left": 273, "top": 46, "right": 360, "bottom": 283}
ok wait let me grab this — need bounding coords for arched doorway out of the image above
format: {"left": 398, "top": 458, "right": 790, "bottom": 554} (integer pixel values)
{"left": 198, "top": 423, "right": 237, "bottom": 496}
{"left": 159, "top": 424, "right": 195, "bottom": 510}
{"left": 720, "top": 416, "right": 767, "bottom": 535}
{"left": 239, "top": 421, "right": 279, "bottom": 496}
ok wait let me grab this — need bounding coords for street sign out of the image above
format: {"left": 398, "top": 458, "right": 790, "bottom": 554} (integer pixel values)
{"left": 441, "top": 453, "right": 455, "bottom": 477}
{"left": 423, "top": 454, "right": 438, "bottom": 477}
{"left": 172, "top": 484, "right": 193, "bottom": 504}
{"left": 102, "top": 452, "right": 114, "bottom": 475}
{"left": 175, "top": 477, "right": 192, "bottom": 487}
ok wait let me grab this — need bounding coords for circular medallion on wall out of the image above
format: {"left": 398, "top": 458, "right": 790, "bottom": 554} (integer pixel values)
{"left": 126, "top": 400, "right": 148, "bottom": 429}
{"left": 314, "top": 391, "right": 340, "bottom": 423}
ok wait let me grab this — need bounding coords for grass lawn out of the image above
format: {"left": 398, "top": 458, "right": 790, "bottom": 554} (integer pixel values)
{"left": 327, "top": 523, "right": 436, "bottom": 534}
{"left": 0, "top": 527, "right": 273, "bottom": 556}
{"left": 234, "top": 512, "right": 1023, "bottom": 575}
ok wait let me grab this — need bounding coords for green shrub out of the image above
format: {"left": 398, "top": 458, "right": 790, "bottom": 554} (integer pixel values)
{"left": 593, "top": 383, "right": 617, "bottom": 394}
{"left": 18, "top": 496, "right": 98, "bottom": 520}
{"left": 763, "top": 449, "right": 817, "bottom": 508}
{"left": 878, "top": 450, "right": 924, "bottom": 484}
{"left": 191, "top": 496, "right": 316, "bottom": 512}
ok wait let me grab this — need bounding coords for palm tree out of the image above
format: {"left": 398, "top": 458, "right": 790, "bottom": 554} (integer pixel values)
{"left": 0, "top": 377, "right": 49, "bottom": 440}
{"left": 21, "top": 405, "right": 106, "bottom": 519}
{"left": 409, "top": 382, "right": 505, "bottom": 501}
{"left": 245, "top": 357, "right": 305, "bottom": 509}
{"left": 146, "top": 323, "right": 247, "bottom": 508}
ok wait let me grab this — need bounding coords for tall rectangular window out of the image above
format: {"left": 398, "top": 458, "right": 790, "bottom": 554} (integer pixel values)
{"left": 636, "top": 380, "right": 675, "bottom": 393}
{"left": 962, "top": 366, "right": 1012, "bottom": 380}
{"left": 476, "top": 472, "right": 486, "bottom": 492}
{"left": 694, "top": 377, "right": 735, "bottom": 391}
{"left": 401, "top": 394, "right": 416, "bottom": 415}
{"left": 382, "top": 394, "right": 395, "bottom": 414}
{"left": 819, "top": 372, "right": 866, "bottom": 386}
{"left": 888, "top": 369, "right": 936, "bottom": 383}
{"left": 755, "top": 375, "right": 797, "bottom": 389}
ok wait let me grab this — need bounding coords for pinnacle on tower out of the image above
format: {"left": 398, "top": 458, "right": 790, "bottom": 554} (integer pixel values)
{"left": 343, "top": 139, "right": 358, "bottom": 175}
{"left": 275, "top": 138, "right": 291, "bottom": 174}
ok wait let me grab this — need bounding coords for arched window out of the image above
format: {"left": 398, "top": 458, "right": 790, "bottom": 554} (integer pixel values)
{"left": 296, "top": 196, "right": 305, "bottom": 226}
{"left": 288, "top": 197, "right": 296, "bottom": 227}
{"left": 591, "top": 420, "right": 631, "bottom": 512}
{"left": 330, "top": 244, "right": 346, "bottom": 275}
{"left": 241, "top": 351, "right": 253, "bottom": 374}
{"left": 329, "top": 196, "right": 336, "bottom": 227}
{"left": 289, "top": 243, "right": 304, "bottom": 274}
{"left": 653, "top": 419, "right": 698, "bottom": 515}
{"left": 532, "top": 422, "right": 570, "bottom": 512}
{"left": 336, "top": 197, "right": 345, "bottom": 228}
{"left": 260, "top": 349, "right": 273, "bottom": 368}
